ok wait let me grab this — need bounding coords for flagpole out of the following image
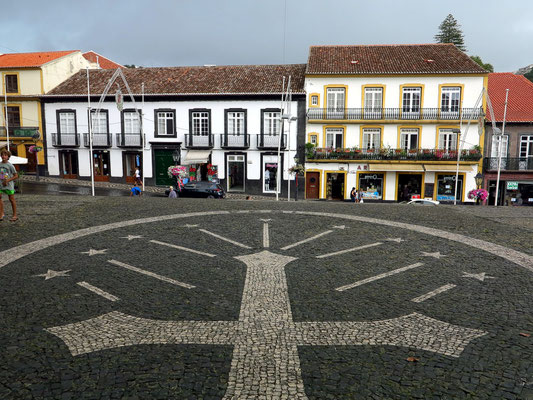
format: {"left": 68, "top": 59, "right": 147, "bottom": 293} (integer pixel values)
{"left": 86, "top": 67, "right": 95, "bottom": 196}
{"left": 141, "top": 82, "right": 145, "bottom": 191}
{"left": 4, "top": 75, "right": 9, "bottom": 152}
{"left": 494, "top": 89, "right": 509, "bottom": 207}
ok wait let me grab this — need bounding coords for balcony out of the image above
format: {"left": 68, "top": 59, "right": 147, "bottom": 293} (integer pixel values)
{"left": 308, "top": 147, "right": 483, "bottom": 162}
{"left": 483, "top": 157, "right": 533, "bottom": 171}
{"left": 184, "top": 134, "right": 214, "bottom": 149}
{"left": 116, "top": 133, "right": 143, "bottom": 148}
{"left": 220, "top": 134, "right": 250, "bottom": 149}
{"left": 256, "top": 134, "right": 286, "bottom": 149}
{"left": 52, "top": 133, "right": 80, "bottom": 147}
{"left": 307, "top": 108, "right": 483, "bottom": 122}
{"left": 0, "top": 126, "right": 40, "bottom": 138}
{"left": 83, "top": 133, "right": 112, "bottom": 148}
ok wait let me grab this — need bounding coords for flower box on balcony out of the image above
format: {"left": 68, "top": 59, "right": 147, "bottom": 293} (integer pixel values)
{"left": 408, "top": 149, "right": 418, "bottom": 154}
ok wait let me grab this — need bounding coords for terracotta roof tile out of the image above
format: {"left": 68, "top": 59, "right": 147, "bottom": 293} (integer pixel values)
{"left": 0, "top": 50, "right": 78, "bottom": 68}
{"left": 487, "top": 73, "right": 533, "bottom": 122}
{"left": 82, "top": 51, "right": 123, "bottom": 69}
{"left": 306, "top": 44, "right": 487, "bottom": 75}
{"left": 47, "top": 64, "right": 306, "bottom": 96}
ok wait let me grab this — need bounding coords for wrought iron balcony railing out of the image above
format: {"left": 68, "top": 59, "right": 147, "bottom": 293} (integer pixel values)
{"left": 52, "top": 133, "right": 80, "bottom": 147}
{"left": 307, "top": 107, "right": 483, "bottom": 121}
{"left": 308, "top": 147, "right": 482, "bottom": 162}
{"left": 83, "top": 133, "right": 112, "bottom": 147}
{"left": 220, "top": 133, "right": 250, "bottom": 149}
{"left": 184, "top": 134, "right": 214, "bottom": 149}
{"left": 116, "top": 133, "right": 143, "bottom": 148}
{"left": 483, "top": 157, "right": 533, "bottom": 171}
{"left": 256, "top": 134, "right": 286, "bottom": 149}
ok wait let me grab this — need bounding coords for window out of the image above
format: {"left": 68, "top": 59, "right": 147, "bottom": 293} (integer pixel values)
{"left": 438, "top": 129, "right": 458, "bottom": 151}
{"left": 6, "top": 106, "right": 20, "bottom": 127}
{"left": 155, "top": 110, "right": 175, "bottom": 136}
{"left": 436, "top": 174, "right": 463, "bottom": 202}
{"left": 5, "top": 74, "right": 18, "bottom": 93}
{"left": 364, "top": 87, "right": 383, "bottom": 118}
{"left": 263, "top": 110, "right": 280, "bottom": 136}
{"left": 520, "top": 135, "right": 533, "bottom": 157}
{"left": 491, "top": 134, "right": 508, "bottom": 158}
{"left": 59, "top": 112, "right": 76, "bottom": 134}
{"left": 402, "top": 87, "right": 422, "bottom": 114}
{"left": 358, "top": 173, "right": 384, "bottom": 200}
{"left": 263, "top": 155, "right": 279, "bottom": 193}
{"left": 90, "top": 110, "right": 108, "bottom": 134}
{"left": 326, "top": 88, "right": 345, "bottom": 111}
{"left": 441, "top": 87, "right": 461, "bottom": 113}
{"left": 226, "top": 110, "right": 245, "bottom": 135}
{"left": 362, "top": 128, "right": 381, "bottom": 150}
{"left": 400, "top": 128, "right": 419, "bottom": 150}
{"left": 123, "top": 111, "right": 140, "bottom": 134}
{"left": 309, "top": 135, "right": 317, "bottom": 145}
{"left": 325, "top": 128, "right": 343, "bottom": 148}
{"left": 191, "top": 111, "right": 210, "bottom": 136}
{"left": 311, "top": 95, "right": 318, "bottom": 106}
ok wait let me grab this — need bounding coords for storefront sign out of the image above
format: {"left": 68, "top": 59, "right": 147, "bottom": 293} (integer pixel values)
{"left": 506, "top": 181, "right": 518, "bottom": 190}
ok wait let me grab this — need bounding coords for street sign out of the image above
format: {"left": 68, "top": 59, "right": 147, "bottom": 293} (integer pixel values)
{"left": 507, "top": 181, "right": 518, "bottom": 190}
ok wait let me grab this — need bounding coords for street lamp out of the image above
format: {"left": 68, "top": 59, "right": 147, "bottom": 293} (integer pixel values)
{"left": 293, "top": 154, "right": 300, "bottom": 202}
{"left": 172, "top": 149, "right": 180, "bottom": 164}
{"left": 474, "top": 172, "right": 483, "bottom": 189}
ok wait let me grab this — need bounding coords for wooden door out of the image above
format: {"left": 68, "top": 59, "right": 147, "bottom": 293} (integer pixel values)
{"left": 60, "top": 151, "right": 78, "bottom": 179}
{"left": 25, "top": 145, "right": 37, "bottom": 173}
{"left": 306, "top": 172, "right": 320, "bottom": 199}
{"left": 154, "top": 149, "right": 175, "bottom": 186}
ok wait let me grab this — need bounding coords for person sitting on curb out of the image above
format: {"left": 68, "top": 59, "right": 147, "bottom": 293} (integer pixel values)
{"left": 129, "top": 182, "right": 142, "bottom": 197}
{"left": 0, "top": 149, "right": 19, "bottom": 222}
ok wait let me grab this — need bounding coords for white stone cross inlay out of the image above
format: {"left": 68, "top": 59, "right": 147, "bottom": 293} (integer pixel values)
{"left": 46, "top": 250, "right": 487, "bottom": 399}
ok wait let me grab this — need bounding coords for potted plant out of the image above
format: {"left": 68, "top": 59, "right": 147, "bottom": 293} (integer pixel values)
{"left": 467, "top": 189, "right": 489, "bottom": 205}
{"left": 305, "top": 142, "right": 316, "bottom": 159}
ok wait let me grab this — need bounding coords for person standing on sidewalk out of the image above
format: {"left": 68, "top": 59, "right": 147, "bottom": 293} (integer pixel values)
{"left": 0, "top": 149, "right": 18, "bottom": 221}
{"left": 134, "top": 167, "right": 142, "bottom": 185}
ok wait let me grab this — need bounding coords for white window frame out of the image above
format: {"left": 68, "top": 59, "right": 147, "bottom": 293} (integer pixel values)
{"left": 520, "top": 135, "right": 533, "bottom": 157}
{"left": 192, "top": 111, "right": 209, "bottom": 136}
{"left": 325, "top": 128, "right": 344, "bottom": 148}
{"left": 400, "top": 128, "right": 419, "bottom": 150}
{"left": 263, "top": 111, "right": 280, "bottom": 136}
{"left": 59, "top": 112, "right": 76, "bottom": 134}
{"left": 227, "top": 111, "right": 245, "bottom": 135}
{"left": 123, "top": 111, "right": 140, "bottom": 134}
{"left": 157, "top": 111, "right": 175, "bottom": 136}
{"left": 362, "top": 128, "right": 381, "bottom": 150}
{"left": 91, "top": 111, "right": 108, "bottom": 134}
{"left": 309, "top": 135, "right": 317, "bottom": 145}
{"left": 262, "top": 155, "right": 279, "bottom": 194}
{"left": 402, "top": 87, "right": 422, "bottom": 114}
{"left": 491, "top": 134, "right": 508, "bottom": 158}
{"left": 311, "top": 95, "right": 318, "bottom": 106}
{"left": 364, "top": 87, "right": 383, "bottom": 110}
{"left": 326, "top": 87, "right": 345, "bottom": 112}
{"left": 438, "top": 129, "right": 458, "bottom": 152}
{"left": 441, "top": 87, "right": 461, "bottom": 113}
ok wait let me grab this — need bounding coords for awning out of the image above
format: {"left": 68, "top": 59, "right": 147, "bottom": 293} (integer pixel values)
{"left": 369, "top": 164, "right": 424, "bottom": 172}
{"left": 182, "top": 150, "right": 211, "bottom": 165}
{"left": 423, "top": 164, "right": 474, "bottom": 172}
{"left": 9, "top": 155, "right": 28, "bottom": 165}
{"left": 0, "top": 141, "right": 7, "bottom": 148}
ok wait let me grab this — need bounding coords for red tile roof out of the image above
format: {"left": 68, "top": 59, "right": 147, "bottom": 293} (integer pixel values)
{"left": 47, "top": 64, "right": 306, "bottom": 96}
{"left": 486, "top": 73, "right": 533, "bottom": 122}
{"left": 0, "top": 50, "right": 78, "bottom": 68}
{"left": 306, "top": 44, "right": 487, "bottom": 75}
{"left": 83, "top": 51, "right": 123, "bottom": 69}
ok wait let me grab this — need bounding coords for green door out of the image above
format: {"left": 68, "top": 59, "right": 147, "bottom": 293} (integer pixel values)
{"left": 154, "top": 149, "right": 175, "bottom": 186}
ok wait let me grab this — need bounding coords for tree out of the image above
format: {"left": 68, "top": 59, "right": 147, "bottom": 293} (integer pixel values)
{"left": 434, "top": 14, "right": 466, "bottom": 52}
{"left": 471, "top": 56, "right": 494, "bottom": 72}
{"left": 123, "top": 64, "right": 137, "bottom": 68}
{"left": 524, "top": 70, "right": 533, "bottom": 83}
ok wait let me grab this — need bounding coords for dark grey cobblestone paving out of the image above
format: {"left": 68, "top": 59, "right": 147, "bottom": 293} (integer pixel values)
{"left": 0, "top": 195, "right": 532, "bottom": 399}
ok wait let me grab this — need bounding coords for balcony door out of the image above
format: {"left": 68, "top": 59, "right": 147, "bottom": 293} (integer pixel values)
{"left": 364, "top": 87, "right": 383, "bottom": 119}
{"left": 326, "top": 88, "right": 345, "bottom": 119}
{"left": 402, "top": 87, "right": 421, "bottom": 118}
{"left": 490, "top": 134, "right": 508, "bottom": 170}
{"left": 325, "top": 128, "right": 343, "bottom": 149}
{"left": 441, "top": 87, "right": 461, "bottom": 118}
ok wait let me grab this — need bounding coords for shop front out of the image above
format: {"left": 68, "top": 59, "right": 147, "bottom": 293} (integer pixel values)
{"left": 227, "top": 154, "right": 245, "bottom": 192}
{"left": 92, "top": 150, "right": 110, "bottom": 182}
{"left": 326, "top": 171, "right": 346, "bottom": 200}
{"left": 397, "top": 173, "right": 424, "bottom": 201}
{"left": 59, "top": 150, "right": 79, "bottom": 179}
{"left": 487, "top": 179, "right": 533, "bottom": 206}
{"left": 123, "top": 151, "right": 141, "bottom": 183}
{"left": 262, "top": 155, "right": 279, "bottom": 193}
{"left": 357, "top": 172, "right": 385, "bottom": 200}
{"left": 435, "top": 174, "right": 464, "bottom": 202}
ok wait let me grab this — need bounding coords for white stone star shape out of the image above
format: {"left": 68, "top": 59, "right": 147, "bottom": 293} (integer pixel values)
{"left": 462, "top": 272, "right": 495, "bottom": 282}
{"left": 35, "top": 269, "right": 71, "bottom": 280}
{"left": 184, "top": 224, "right": 198, "bottom": 228}
{"left": 332, "top": 225, "right": 346, "bottom": 230}
{"left": 385, "top": 238, "right": 404, "bottom": 243}
{"left": 260, "top": 219, "right": 272, "bottom": 222}
{"left": 81, "top": 249, "right": 108, "bottom": 256}
{"left": 421, "top": 251, "right": 445, "bottom": 259}
{"left": 121, "top": 235, "right": 143, "bottom": 241}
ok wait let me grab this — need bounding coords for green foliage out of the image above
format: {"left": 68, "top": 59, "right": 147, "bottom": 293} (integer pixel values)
{"left": 434, "top": 14, "right": 466, "bottom": 51}
{"left": 123, "top": 64, "right": 137, "bottom": 68}
{"left": 471, "top": 56, "right": 494, "bottom": 72}
{"left": 524, "top": 70, "right": 533, "bottom": 83}
{"left": 305, "top": 142, "right": 316, "bottom": 159}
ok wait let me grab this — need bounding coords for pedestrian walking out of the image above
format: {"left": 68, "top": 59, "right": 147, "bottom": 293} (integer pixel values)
{"left": 134, "top": 167, "right": 142, "bottom": 185}
{"left": 168, "top": 186, "right": 178, "bottom": 198}
{"left": 350, "top": 187, "right": 356, "bottom": 203}
{"left": 0, "top": 149, "right": 19, "bottom": 222}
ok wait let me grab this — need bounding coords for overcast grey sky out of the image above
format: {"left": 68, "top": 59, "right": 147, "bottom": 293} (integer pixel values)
{"left": 1, "top": 0, "right": 531, "bottom": 72}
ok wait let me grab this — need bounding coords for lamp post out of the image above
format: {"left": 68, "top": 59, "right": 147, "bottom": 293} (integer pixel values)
{"left": 293, "top": 154, "right": 299, "bottom": 201}
{"left": 172, "top": 149, "right": 180, "bottom": 188}
{"left": 474, "top": 172, "right": 483, "bottom": 189}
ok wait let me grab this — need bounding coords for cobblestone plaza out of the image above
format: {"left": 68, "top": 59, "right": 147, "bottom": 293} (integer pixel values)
{"left": 1, "top": 196, "right": 532, "bottom": 399}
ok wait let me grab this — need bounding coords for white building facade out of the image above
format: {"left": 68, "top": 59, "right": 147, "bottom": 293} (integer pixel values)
{"left": 43, "top": 65, "right": 306, "bottom": 197}
{"left": 304, "top": 44, "right": 488, "bottom": 203}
